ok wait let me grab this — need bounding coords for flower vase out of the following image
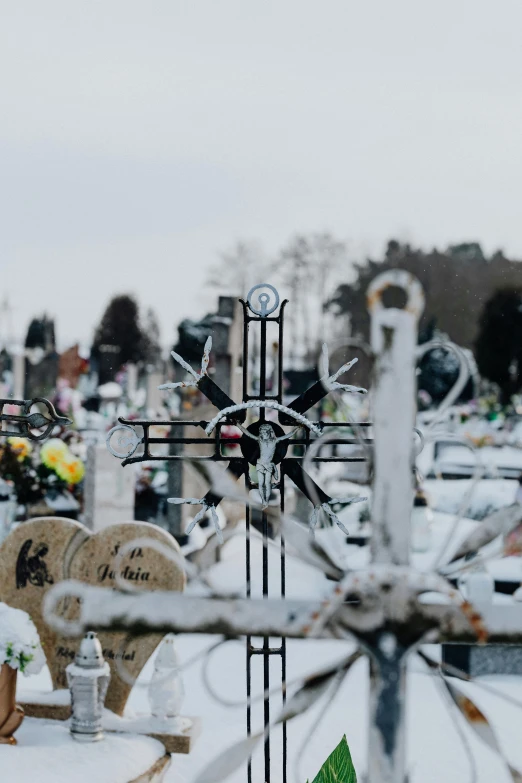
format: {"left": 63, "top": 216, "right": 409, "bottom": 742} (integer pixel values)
{"left": 0, "top": 664, "right": 24, "bottom": 745}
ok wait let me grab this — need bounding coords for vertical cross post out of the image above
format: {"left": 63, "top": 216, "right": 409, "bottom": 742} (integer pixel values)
{"left": 167, "top": 420, "right": 185, "bottom": 541}
{"left": 366, "top": 271, "right": 424, "bottom": 783}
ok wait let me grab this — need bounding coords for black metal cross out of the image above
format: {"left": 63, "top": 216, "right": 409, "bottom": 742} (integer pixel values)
{"left": 106, "top": 283, "right": 371, "bottom": 783}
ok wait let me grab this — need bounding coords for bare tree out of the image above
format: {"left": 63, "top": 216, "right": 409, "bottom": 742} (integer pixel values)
{"left": 206, "top": 240, "right": 274, "bottom": 298}
{"left": 279, "top": 232, "right": 348, "bottom": 365}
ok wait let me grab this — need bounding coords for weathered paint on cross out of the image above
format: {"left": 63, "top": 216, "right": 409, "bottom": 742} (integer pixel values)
{"left": 366, "top": 270, "right": 424, "bottom": 783}
{"left": 368, "top": 270, "right": 424, "bottom": 566}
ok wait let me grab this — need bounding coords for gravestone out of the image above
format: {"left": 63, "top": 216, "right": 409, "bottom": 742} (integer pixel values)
{"left": 67, "top": 522, "right": 185, "bottom": 714}
{"left": 25, "top": 351, "right": 59, "bottom": 400}
{"left": 0, "top": 518, "right": 185, "bottom": 716}
{"left": 58, "top": 344, "right": 84, "bottom": 389}
{"left": 12, "top": 350, "right": 26, "bottom": 398}
{"left": 211, "top": 296, "right": 243, "bottom": 403}
{"left": 84, "top": 443, "right": 135, "bottom": 530}
{"left": 146, "top": 370, "right": 163, "bottom": 415}
{"left": 0, "top": 517, "right": 89, "bottom": 686}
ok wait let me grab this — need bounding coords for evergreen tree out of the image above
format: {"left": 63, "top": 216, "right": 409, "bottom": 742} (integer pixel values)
{"left": 475, "top": 289, "right": 522, "bottom": 404}
{"left": 92, "top": 295, "right": 148, "bottom": 383}
{"left": 327, "top": 240, "right": 522, "bottom": 353}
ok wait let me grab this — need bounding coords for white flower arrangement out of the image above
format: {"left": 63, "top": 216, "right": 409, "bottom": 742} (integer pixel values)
{"left": 0, "top": 602, "right": 45, "bottom": 676}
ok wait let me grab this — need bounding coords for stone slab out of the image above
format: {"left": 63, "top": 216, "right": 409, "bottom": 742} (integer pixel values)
{"left": 84, "top": 444, "right": 136, "bottom": 531}
{"left": 443, "top": 643, "right": 522, "bottom": 676}
{"left": 0, "top": 717, "right": 170, "bottom": 783}
{"left": 17, "top": 694, "right": 199, "bottom": 755}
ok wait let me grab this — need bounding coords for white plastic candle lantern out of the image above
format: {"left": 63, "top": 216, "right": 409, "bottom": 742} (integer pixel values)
{"left": 148, "top": 634, "right": 185, "bottom": 720}
{"left": 411, "top": 489, "right": 432, "bottom": 553}
{"left": 66, "top": 631, "right": 110, "bottom": 742}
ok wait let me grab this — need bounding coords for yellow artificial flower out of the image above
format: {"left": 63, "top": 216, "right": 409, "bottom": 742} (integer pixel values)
{"left": 55, "top": 455, "right": 85, "bottom": 485}
{"left": 40, "top": 438, "right": 69, "bottom": 470}
{"left": 7, "top": 437, "right": 32, "bottom": 461}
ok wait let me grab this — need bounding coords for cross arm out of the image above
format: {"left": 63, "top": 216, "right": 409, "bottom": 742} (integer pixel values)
{"left": 201, "top": 457, "right": 245, "bottom": 509}
{"left": 43, "top": 581, "right": 522, "bottom": 645}
{"left": 159, "top": 336, "right": 246, "bottom": 421}
{"left": 197, "top": 375, "right": 246, "bottom": 421}
{"left": 283, "top": 460, "right": 331, "bottom": 506}
{"left": 278, "top": 343, "right": 366, "bottom": 425}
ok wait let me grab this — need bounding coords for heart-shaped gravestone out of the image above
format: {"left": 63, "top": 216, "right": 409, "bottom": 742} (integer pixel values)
{"left": 0, "top": 517, "right": 90, "bottom": 687}
{"left": 0, "top": 519, "right": 185, "bottom": 716}
{"left": 67, "top": 521, "right": 185, "bottom": 715}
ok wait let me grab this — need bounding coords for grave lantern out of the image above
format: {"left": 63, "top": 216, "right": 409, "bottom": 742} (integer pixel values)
{"left": 148, "top": 633, "right": 185, "bottom": 722}
{"left": 66, "top": 631, "right": 110, "bottom": 742}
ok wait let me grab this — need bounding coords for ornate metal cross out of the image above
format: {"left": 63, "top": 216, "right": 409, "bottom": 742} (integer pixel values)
{"left": 104, "top": 283, "right": 368, "bottom": 783}
{"left": 46, "top": 272, "right": 522, "bottom": 783}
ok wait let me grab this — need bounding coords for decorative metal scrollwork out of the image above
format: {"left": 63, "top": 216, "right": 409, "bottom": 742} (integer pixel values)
{"left": 0, "top": 398, "right": 71, "bottom": 440}
{"left": 246, "top": 283, "right": 280, "bottom": 317}
{"left": 106, "top": 423, "right": 142, "bottom": 459}
{"left": 204, "top": 399, "right": 323, "bottom": 436}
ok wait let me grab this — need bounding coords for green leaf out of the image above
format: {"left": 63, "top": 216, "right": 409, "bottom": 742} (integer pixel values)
{"left": 310, "top": 735, "right": 357, "bottom": 783}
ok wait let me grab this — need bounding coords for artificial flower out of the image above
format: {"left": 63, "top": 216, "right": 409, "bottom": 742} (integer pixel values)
{"left": 40, "top": 438, "right": 68, "bottom": 470}
{"left": 0, "top": 602, "right": 45, "bottom": 676}
{"left": 7, "top": 437, "right": 32, "bottom": 462}
{"left": 55, "top": 454, "right": 85, "bottom": 485}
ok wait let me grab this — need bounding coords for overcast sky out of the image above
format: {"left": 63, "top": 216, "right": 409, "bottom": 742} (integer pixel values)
{"left": 2, "top": 1, "right": 522, "bottom": 349}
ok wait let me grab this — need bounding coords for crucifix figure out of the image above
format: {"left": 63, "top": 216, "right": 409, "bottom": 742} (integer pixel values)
{"left": 235, "top": 422, "right": 300, "bottom": 508}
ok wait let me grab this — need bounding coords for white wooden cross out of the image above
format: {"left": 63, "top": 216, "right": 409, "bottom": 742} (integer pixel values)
{"left": 44, "top": 270, "right": 522, "bottom": 783}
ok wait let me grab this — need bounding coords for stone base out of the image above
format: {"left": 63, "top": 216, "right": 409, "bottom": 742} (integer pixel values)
{"left": 129, "top": 754, "right": 171, "bottom": 783}
{"left": 19, "top": 696, "right": 199, "bottom": 754}
{"left": 0, "top": 717, "right": 171, "bottom": 783}
{"left": 443, "top": 643, "right": 522, "bottom": 676}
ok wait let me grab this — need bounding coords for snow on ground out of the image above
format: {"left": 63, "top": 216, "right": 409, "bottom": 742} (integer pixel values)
{"left": 1, "top": 717, "right": 166, "bottom": 783}
{"left": 18, "top": 512, "right": 522, "bottom": 783}
{"left": 425, "top": 478, "right": 518, "bottom": 520}
{"left": 13, "top": 461, "right": 522, "bottom": 783}
{"left": 329, "top": 476, "right": 518, "bottom": 525}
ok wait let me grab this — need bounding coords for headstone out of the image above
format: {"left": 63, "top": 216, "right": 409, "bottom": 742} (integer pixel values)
{"left": 58, "top": 344, "right": 84, "bottom": 389}
{"left": 0, "top": 517, "right": 89, "bottom": 687}
{"left": 66, "top": 522, "right": 185, "bottom": 715}
{"left": 211, "top": 296, "right": 243, "bottom": 402}
{"left": 0, "top": 519, "right": 185, "bottom": 716}
{"left": 12, "top": 351, "right": 25, "bottom": 399}
{"left": 84, "top": 443, "right": 135, "bottom": 531}
{"left": 126, "top": 363, "right": 138, "bottom": 401}
{"left": 25, "top": 351, "right": 59, "bottom": 399}
{"left": 146, "top": 371, "right": 163, "bottom": 415}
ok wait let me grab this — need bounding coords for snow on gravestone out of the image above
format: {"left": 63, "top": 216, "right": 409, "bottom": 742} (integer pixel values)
{"left": 0, "top": 518, "right": 185, "bottom": 715}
